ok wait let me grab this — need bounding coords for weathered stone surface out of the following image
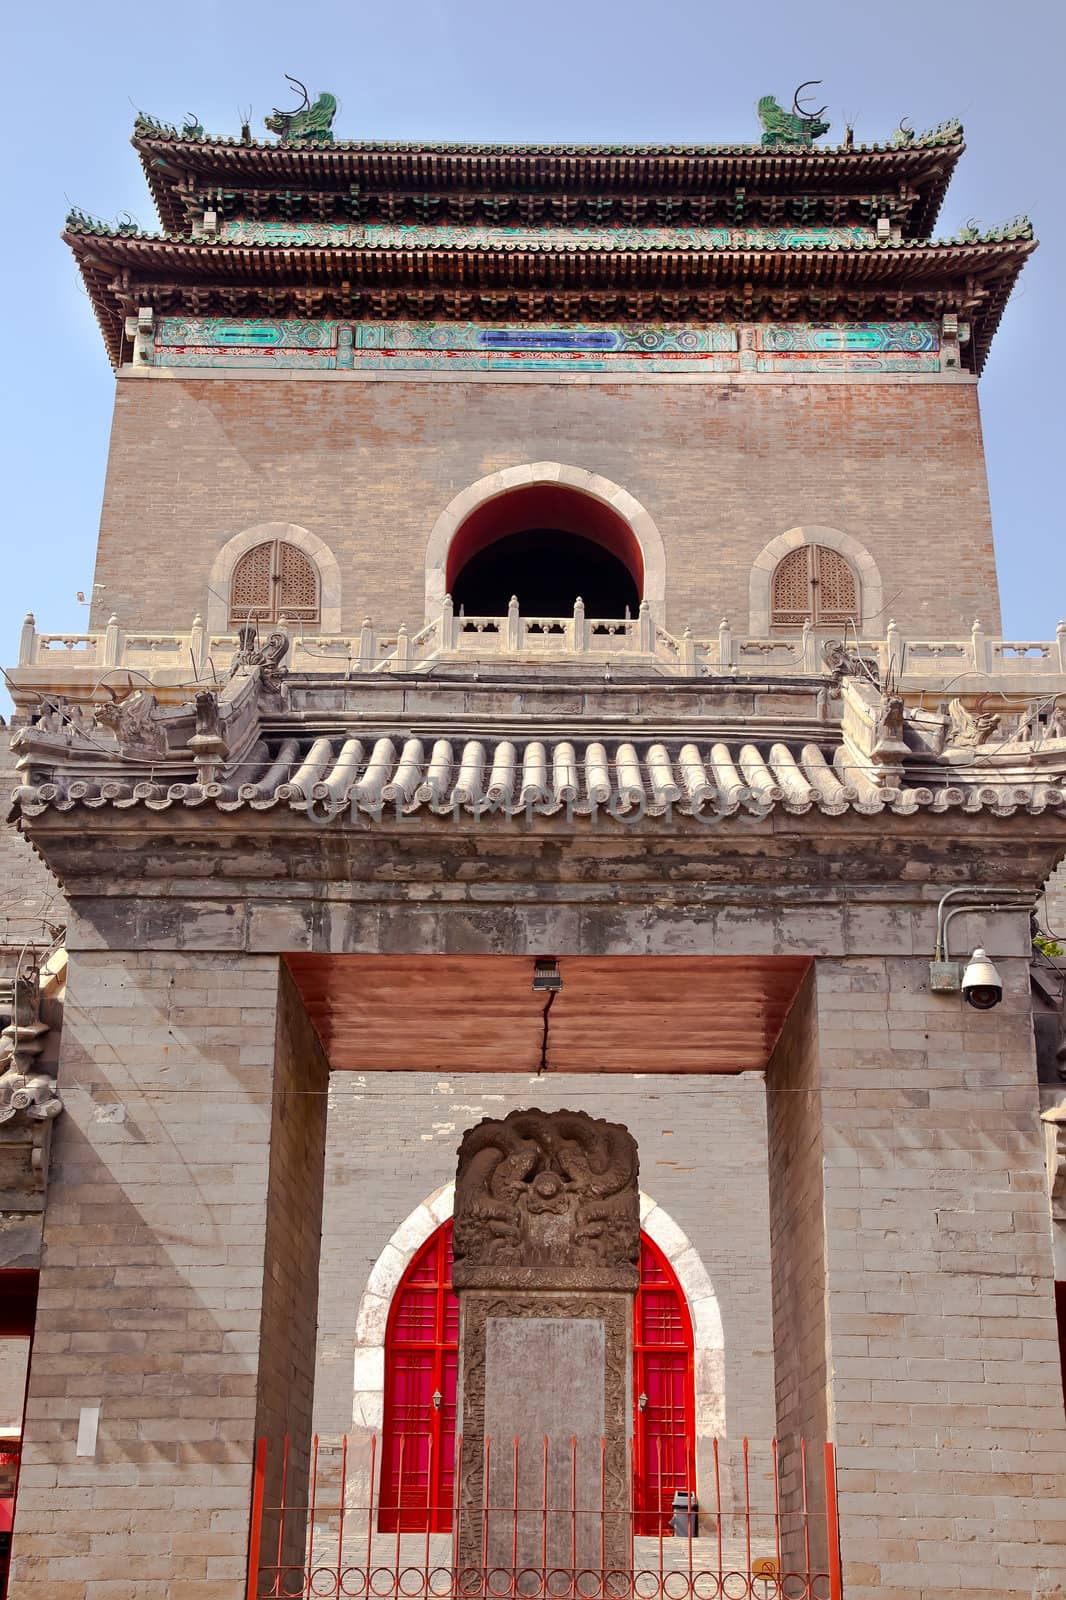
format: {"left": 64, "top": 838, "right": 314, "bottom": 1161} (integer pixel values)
{"left": 453, "top": 1108, "right": 640, "bottom": 1291}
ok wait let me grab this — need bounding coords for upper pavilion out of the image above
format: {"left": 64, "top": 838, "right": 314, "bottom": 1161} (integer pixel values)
{"left": 64, "top": 91, "right": 1033, "bottom": 373}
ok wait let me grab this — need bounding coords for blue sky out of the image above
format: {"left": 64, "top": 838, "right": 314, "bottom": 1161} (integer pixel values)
{"left": 2, "top": 0, "right": 1062, "bottom": 708}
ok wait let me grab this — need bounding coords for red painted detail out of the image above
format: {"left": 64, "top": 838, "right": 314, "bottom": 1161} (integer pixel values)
{"left": 0, "top": 1272, "right": 37, "bottom": 1339}
{"left": 379, "top": 1224, "right": 458, "bottom": 1532}
{"left": 445, "top": 485, "right": 645, "bottom": 600}
{"left": 632, "top": 1236, "right": 697, "bottom": 1537}
{"left": 379, "top": 1224, "right": 695, "bottom": 1535}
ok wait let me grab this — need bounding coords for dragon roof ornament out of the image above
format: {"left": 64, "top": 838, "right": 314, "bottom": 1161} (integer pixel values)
{"left": 264, "top": 76, "right": 337, "bottom": 146}
{"left": 892, "top": 116, "right": 963, "bottom": 149}
{"left": 758, "top": 83, "right": 831, "bottom": 149}
{"left": 951, "top": 214, "right": 1034, "bottom": 244}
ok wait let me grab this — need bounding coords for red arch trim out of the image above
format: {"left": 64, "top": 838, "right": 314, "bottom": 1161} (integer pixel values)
{"left": 379, "top": 1220, "right": 694, "bottom": 1535}
{"left": 445, "top": 485, "right": 645, "bottom": 600}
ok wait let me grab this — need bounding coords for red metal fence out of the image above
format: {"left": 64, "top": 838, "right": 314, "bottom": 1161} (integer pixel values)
{"left": 246, "top": 1435, "right": 843, "bottom": 1600}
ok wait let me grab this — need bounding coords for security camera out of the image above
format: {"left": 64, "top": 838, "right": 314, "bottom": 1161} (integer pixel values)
{"left": 961, "top": 948, "right": 1003, "bottom": 1010}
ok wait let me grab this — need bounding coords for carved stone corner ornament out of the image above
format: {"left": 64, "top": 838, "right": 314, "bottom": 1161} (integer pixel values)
{"left": 187, "top": 689, "right": 229, "bottom": 785}
{"left": 0, "top": 968, "right": 62, "bottom": 1129}
{"left": 822, "top": 639, "right": 881, "bottom": 689}
{"left": 92, "top": 687, "right": 167, "bottom": 757}
{"left": 229, "top": 627, "right": 291, "bottom": 693}
{"left": 452, "top": 1107, "right": 640, "bottom": 1292}
{"left": 946, "top": 696, "right": 1001, "bottom": 752}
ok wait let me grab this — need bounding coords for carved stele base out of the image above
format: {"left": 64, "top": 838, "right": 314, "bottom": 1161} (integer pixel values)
{"left": 456, "top": 1292, "right": 632, "bottom": 1584}
{"left": 452, "top": 1109, "right": 640, "bottom": 1590}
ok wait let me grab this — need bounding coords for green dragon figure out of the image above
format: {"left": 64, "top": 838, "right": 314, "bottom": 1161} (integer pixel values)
{"left": 758, "top": 82, "right": 830, "bottom": 149}
{"left": 264, "top": 76, "right": 337, "bottom": 145}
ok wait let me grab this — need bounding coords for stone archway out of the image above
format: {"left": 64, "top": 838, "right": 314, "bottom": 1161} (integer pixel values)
{"left": 206, "top": 521, "right": 342, "bottom": 635}
{"left": 423, "top": 465, "right": 668, "bottom": 623}
{"left": 749, "top": 524, "right": 883, "bottom": 636}
{"left": 351, "top": 1182, "right": 724, "bottom": 1436}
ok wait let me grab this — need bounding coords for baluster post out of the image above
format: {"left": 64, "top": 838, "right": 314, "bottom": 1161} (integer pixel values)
{"left": 189, "top": 613, "right": 206, "bottom": 675}
{"left": 358, "top": 617, "right": 375, "bottom": 670}
{"left": 717, "top": 616, "right": 732, "bottom": 669}
{"left": 638, "top": 599, "right": 654, "bottom": 654}
{"left": 103, "top": 613, "right": 122, "bottom": 669}
{"left": 801, "top": 619, "right": 818, "bottom": 673}
{"left": 396, "top": 623, "right": 411, "bottom": 672}
{"left": 885, "top": 617, "right": 902, "bottom": 679}
{"left": 1057, "top": 620, "right": 1066, "bottom": 672}
{"left": 680, "top": 626, "right": 697, "bottom": 673}
{"left": 970, "top": 617, "right": 989, "bottom": 673}
{"left": 442, "top": 593, "right": 455, "bottom": 651}
{"left": 18, "top": 613, "right": 35, "bottom": 667}
{"left": 571, "top": 596, "right": 586, "bottom": 654}
{"left": 506, "top": 595, "right": 521, "bottom": 653}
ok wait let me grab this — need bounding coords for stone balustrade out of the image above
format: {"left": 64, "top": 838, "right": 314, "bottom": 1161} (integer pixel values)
{"left": 11, "top": 605, "right": 1066, "bottom": 701}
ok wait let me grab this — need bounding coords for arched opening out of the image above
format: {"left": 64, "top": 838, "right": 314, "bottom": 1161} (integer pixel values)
{"left": 447, "top": 485, "right": 643, "bottom": 619}
{"left": 378, "top": 1221, "right": 695, "bottom": 1535}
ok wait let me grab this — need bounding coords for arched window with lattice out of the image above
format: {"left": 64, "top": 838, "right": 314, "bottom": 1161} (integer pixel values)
{"left": 770, "top": 543, "right": 860, "bottom": 631}
{"left": 228, "top": 539, "right": 320, "bottom": 627}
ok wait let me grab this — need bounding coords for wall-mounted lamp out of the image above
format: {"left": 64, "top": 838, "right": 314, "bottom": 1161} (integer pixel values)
{"left": 531, "top": 959, "right": 562, "bottom": 994}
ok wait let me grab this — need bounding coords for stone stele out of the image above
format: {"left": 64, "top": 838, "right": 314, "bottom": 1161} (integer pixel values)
{"left": 452, "top": 1109, "right": 639, "bottom": 1585}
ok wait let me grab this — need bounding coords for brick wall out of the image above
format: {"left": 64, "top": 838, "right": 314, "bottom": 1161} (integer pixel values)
{"left": 0, "top": 749, "right": 65, "bottom": 954}
{"left": 5, "top": 949, "right": 324, "bottom": 1600}
{"left": 91, "top": 376, "right": 1000, "bottom": 638}
{"left": 767, "top": 952, "right": 1066, "bottom": 1600}
{"left": 313, "top": 1070, "right": 777, "bottom": 1457}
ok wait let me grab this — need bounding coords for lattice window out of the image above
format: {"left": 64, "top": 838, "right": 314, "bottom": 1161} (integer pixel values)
{"left": 770, "top": 543, "right": 859, "bottom": 631}
{"left": 228, "top": 540, "right": 319, "bottom": 627}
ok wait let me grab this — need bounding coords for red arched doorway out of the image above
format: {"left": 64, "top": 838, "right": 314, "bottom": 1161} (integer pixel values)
{"left": 446, "top": 484, "right": 644, "bottom": 619}
{"left": 378, "top": 1222, "right": 695, "bottom": 1535}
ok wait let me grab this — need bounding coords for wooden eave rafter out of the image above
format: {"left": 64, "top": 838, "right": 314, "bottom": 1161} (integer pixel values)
{"left": 133, "top": 133, "right": 962, "bottom": 240}
{"left": 65, "top": 227, "right": 1033, "bottom": 371}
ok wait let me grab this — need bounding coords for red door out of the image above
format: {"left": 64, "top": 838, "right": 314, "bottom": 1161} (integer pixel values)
{"left": 380, "top": 1223, "right": 695, "bottom": 1535}
{"left": 633, "top": 1237, "right": 697, "bottom": 1535}
{"left": 378, "top": 1226, "right": 458, "bottom": 1531}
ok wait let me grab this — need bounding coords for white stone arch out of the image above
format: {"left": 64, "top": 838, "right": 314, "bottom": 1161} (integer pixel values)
{"left": 351, "top": 1182, "right": 724, "bottom": 1436}
{"left": 749, "top": 524, "right": 883, "bottom": 636}
{"left": 205, "top": 521, "right": 342, "bottom": 634}
{"left": 423, "top": 464, "right": 668, "bottom": 622}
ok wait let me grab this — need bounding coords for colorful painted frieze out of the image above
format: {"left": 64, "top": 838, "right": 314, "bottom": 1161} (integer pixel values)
{"left": 148, "top": 319, "right": 943, "bottom": 373}
{"left": 218, "top": 221, "right": 876, "bottom": 251}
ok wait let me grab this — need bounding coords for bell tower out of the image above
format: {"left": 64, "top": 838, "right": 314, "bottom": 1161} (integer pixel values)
{"left": 3, "top": 83, "right": 1065, "bottom": 1600}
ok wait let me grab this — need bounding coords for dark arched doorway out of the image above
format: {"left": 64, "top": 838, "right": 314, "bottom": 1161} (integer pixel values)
{"left": 447, "top": 484, "right": 643, "bottom": 619}
{"left": 378, "top": 1221, "right": 695, "bottom": 1536}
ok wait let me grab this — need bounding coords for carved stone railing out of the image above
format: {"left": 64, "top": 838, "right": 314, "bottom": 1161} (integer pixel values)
{"left": 10, "top": 606, "right": 1066, "bottom": 701}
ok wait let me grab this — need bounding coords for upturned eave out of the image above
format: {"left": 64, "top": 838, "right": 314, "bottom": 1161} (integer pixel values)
{"left": 132, "top": 129, "right": 964, "bottom": 239}
{"left": 64, "top": 227, "right": 1034, "bottom": 371}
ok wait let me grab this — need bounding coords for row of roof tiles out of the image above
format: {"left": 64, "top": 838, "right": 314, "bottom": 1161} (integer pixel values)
{"left": 131, "top": 123, "right": 966, "bottom": 157}
{"left": 14, "top": 735, "right": 1066, "bottom": 820}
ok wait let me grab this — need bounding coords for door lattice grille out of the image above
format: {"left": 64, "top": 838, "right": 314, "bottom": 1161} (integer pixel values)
{"left": 771, "top": 543, "right": 859, "bottom": 631}
{"left": 229, "top": 540, "right": 319, "bottom": 627}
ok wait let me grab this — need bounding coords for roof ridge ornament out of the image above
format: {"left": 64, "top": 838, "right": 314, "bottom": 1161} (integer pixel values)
{"left": 952, "top": 213, "right": 1033, "bottom": 244}
{"left": 264, "top": 76, "right": 337, "bottom": 146}
{"left": 757, "top": 82, "right": 831, "bottom": 149}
